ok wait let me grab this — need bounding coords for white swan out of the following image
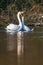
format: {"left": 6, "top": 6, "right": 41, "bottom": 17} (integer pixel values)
{"left": 5, "top": 11, "right": 22, "bottom": 31}
{"left": 5, "top": 11, "right": 34, "bottom": 32}
{"left": 21, "top": 15, "right": 34, "bottom": 32}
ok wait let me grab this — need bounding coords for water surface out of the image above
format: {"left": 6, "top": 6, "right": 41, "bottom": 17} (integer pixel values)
{"left": 0, "top": 27, "right": 43, "bottom": 65}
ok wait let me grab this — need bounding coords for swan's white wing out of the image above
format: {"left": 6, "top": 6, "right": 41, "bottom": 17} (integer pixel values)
{"left": 24, "top": 25, "right": 34, "bottom": 32}
{"left": 6, "top": 24, "right": 20, "bottom": 31}
{"left": 24, "top": 25, "right": 30, "bottom": 32}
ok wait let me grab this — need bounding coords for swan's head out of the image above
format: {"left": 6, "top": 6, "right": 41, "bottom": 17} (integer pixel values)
{"left": 21, "top": 11, "right": 24, "bottom": 14}
{"left": 19, "top": 11, "right": 24, "bottom": 16}
{"left": 21, "top": 11, "right": 24, "bottom": 16}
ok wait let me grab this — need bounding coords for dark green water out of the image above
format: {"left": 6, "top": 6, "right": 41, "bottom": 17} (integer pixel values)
{"left": 0, "top": 27, "right": 43, "bottom": 65}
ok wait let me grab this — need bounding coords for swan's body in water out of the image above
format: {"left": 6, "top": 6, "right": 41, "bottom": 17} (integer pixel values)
{"left": 5, "top": 11, "right": 34, "bottom": 32}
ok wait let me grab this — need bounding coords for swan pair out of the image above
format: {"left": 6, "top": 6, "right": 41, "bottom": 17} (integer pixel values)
{"left": 5, "top": 11, "right": 34, "bottom": 32}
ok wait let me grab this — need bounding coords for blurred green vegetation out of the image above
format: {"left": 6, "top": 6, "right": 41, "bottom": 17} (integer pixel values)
{"left": 0, "top": 0, "right": 43, "bottom": 28}
{"left": 0, "top": 0, "right": 41, "bottom": 10}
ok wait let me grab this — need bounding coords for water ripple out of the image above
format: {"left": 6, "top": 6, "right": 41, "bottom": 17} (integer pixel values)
{"left": 32, "top": 36, "right": 43, "bottom": 38}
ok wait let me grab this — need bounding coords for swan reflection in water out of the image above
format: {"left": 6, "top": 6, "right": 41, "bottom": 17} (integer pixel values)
{"left": 6, "top": 31, "right": 24, "bottom": 65}
{"left": 6, "top": 31, "right": 24, "bottom": 54}
{"left": 6, "top": 33, "right": 17, "bottom": 65}
{"left": 17, "top": 31, "right": 24, "bottom": 56}
{"left": 6, "top": 33, "right": 16, "bottom": 51}
{"left": 17, "top": 31, "right": 24, "bottom": 65}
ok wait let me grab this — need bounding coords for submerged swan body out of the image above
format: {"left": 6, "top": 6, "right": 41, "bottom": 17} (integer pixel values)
{"left": 6, "top": 11, "right": 34, "bottom": 32}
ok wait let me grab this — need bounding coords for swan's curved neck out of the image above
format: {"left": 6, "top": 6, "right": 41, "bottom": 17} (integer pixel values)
{"left": 17, "top": 12, "right": 22, "bottom": 26}
{"left": 22, "top": 16, "right": 24, "bottom": 25}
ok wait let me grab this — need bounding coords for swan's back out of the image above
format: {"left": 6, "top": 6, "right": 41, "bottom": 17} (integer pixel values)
{"left": 6, "top": 23, "right": 19, "bottom": 31}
